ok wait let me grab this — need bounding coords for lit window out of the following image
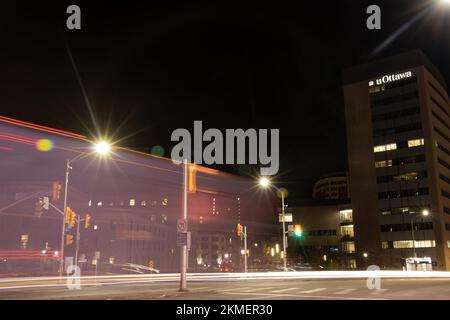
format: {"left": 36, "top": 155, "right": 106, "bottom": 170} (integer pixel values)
{"left": 129, "top": 199, "right": 135, "bottom": 206}
{"left": 162, "top": 198, "right": 168, "bottom": 206}
{"left": 94, "top": 225, "right": 98, "bottom": 230}
{"left": 339, "top": 209, "right": 353, "bottom": 223}
{"left": 20, "top": 234, "right": 29, "bottom": 249}
{"left": 408, "top": 139, "right": 424, "bottom": 147}
{"left": 88, "top": 200, "right": 92, "bottom": 207}
{"left": 393, "top": 240, "right": 435, "bottom": 248}
{"left": 97, "top": 202, "right": 102, "bottom": 207}
{"left": 375, "top": 160, "right": 393, "bottom": 168}
{"left": 374, "top": 143, "right": 397, "bottom": 153}
{"left": 109, "top": 257, "right": 115, "bottom": 264}
{"left": 141, "top": 201, "right": 146, "bottom": 207}
{"left": 381, "top": 241, "right": 389, "bottom": 249}
{"left": 393, "top": 172, "right": 419, "bottom": 181}
{"left": 447, "top": 240, "right": 450, "bottom": 248}
{"left": 340, "top": 225, "right": 354, "bottom": 237}
{"left": 342, "top": 241, "right": 355, "bottom": 253}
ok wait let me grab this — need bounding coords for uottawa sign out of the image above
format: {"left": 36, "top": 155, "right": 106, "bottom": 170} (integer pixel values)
{"left": 368, "top": 71, "right": 413, "bottom": 87}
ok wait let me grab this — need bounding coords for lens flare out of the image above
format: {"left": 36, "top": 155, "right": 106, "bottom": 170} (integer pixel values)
{"left": 35, "top": 139, "right": 54, "bottom": 152}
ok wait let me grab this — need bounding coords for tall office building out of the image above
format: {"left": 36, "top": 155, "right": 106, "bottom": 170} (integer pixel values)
{"left": 343, "top": 50, "right": 450, "bottom": 270}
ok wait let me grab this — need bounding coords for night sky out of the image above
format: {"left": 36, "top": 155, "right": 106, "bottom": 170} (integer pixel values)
{"left": 2, "top": 0, "right": 449, "bottom": 198}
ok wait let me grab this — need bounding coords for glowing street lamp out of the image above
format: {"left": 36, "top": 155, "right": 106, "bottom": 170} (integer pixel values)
{"left": 258, "top": 177, "right": 288, "bottom": 271}
{"left": 58, "top": 140, "right": 112, "bottom": 278}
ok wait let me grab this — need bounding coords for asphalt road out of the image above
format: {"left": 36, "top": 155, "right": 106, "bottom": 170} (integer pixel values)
{"left": 1, "top": 277, "right": 449, "bottom": 300}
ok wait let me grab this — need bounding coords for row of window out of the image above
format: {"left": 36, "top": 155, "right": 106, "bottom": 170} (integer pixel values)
{"left": 378, "top": 188, "right": 429, "bottom": 200}
{"left": 382, "top": 240, "right": 435, "bottom": 249}
{"left": 441, "top": 189, "right": 450, "bottom": 199}
{"left": 429, "top": 81, "right": 449, "bottom": 107}
{"left": 376, "top": 171, "right": 427, "bottom": 184}
{"left": 375, "top": 154, "right": 426, "bottom": 168}
{"left": 434, "top": 126, "right": 450, "bottom": 144}
{"left": 371, "top": 91, "right": 419, "bottom": 108}
{"left": 303, "top": 229, "right": 337, "bottom": 237}
{"left": 89, "top": 198, "right": 169, "bottom": 208}
{"left": 380, "top": 207, "right": 427, "bottom": 216}
{"left": 431, "top": 94, "right": 449, "bottom": 119}
{"left": 381, "top": 222, "right": 433, "bottom": 232}
{"left": 432, "top": 110, "right": 450, "bottom": 131}
{"left": 373, "top": 122, "right": 422, "bottom": 137}
{"left": 372, "top": 106, "right": 420, "bottom": 122}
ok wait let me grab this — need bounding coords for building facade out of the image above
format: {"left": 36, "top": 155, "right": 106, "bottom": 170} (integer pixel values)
{"left": 312, "top": 172, "right": 350, "bottom": 200}
{"left": 343, "top": 50, "right": 450, "bottom": 270}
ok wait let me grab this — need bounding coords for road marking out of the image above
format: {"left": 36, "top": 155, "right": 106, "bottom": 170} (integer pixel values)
{"left": 221, "top": 291, "right": 384, "bottom": 300}
{"left": 220, "top": 287, "right": 251, "bottom": 292}
{"left": 299, "top": 288, "right": 326, "bottom": 294}
{"left": 271, "top": 287, "right": 299, "bottom": 293}
{"left": 241, "top": 294, "right": 284, "bottom": 300}
{"left": 242, "top": 287, "right": 274, "bottom": 292}
{"left": 334, "top": 288, "right": 357, "bottom": 295}
{"left": 369, "top": 288, "right": 388, "bottom": 295}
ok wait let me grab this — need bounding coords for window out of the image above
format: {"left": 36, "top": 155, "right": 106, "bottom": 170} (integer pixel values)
{"left": 339, "top": 209, "right": 353, "bottom": 223}
{"left": 129, "top": 199, "right": 135, "bottom": 206}
{"left": 408, "top": 138, "right": 424, "bottom": 147}
{"left": 447, "top": 240, "right": 450, "bottom": 249}
{"left": 393, "top": 240, "right": 435, "bottom": 248}
{"left": 381, "top": 241, "right": 389, "bottom": 249}
{"left": 375, "top": 160, "right": 392, "bottom": 168}
{"left": 20, "top": 234, "right": 29, "bottom": 249}
{"left": 340, "top": 225, "right": 354, "bottom": 237}
{"left": 374, "top": 143, "right": 397, "bottom": 153}
{"left": 97, "top": 202, "right": 102, "bottom": 207}
{"left": 141, "top": 201, "right": 146, "bottom": 207}
{"left": 342, "top": 241, "right": 355, "bottom": 253}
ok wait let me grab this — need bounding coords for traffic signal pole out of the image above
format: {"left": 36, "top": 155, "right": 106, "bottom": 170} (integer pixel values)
{"left": 59, "top": 159, "right": 70, "bottom": 279}
{"left": 243, "top": 226, "right": 248, "bottom": 273}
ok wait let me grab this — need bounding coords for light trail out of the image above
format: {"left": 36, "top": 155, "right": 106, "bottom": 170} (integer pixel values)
{"left": 0, "top": 271, "right": 449, "bottom": 291}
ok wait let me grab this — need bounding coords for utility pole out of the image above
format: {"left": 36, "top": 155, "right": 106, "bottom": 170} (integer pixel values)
{"left": 180, "top": 159, "right": 188, "bottom": 291}
{"left": 281, "top": 191, "right": 287, "bottom": 271}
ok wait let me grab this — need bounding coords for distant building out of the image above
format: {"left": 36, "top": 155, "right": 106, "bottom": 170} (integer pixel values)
{"left": 287, "top": 199, "right": 355, "bottom": 269}
{"left": 343, "top": 50, "right": 450, "bottom": 270}
{"left": 312, "top": 172, "right": 350, "bottom": 200}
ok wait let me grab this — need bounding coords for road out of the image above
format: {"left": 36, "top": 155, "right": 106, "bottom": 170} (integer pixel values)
{"left": 0, "top": 272, "right": 449, "bottom": 300}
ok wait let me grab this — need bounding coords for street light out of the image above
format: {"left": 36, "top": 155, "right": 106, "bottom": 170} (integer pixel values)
{"left": 259, "top": 177, "right": 288, "bottom": 271}
{"left": 58, "top": 140, "right": 111, "bottom": 278}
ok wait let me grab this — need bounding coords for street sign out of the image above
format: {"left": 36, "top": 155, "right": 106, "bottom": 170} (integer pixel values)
{"left": 176, "top": 232, "right": 188, "bottom": 246}
{"left": 42, "top": 196, "right": 49, "bottom": 210}
{"left": 279, "top": 213, "right": 293, "bottom": 223}
{"left": 288, "top": 224, "right": 294, "bottom": 232}
{"left": 177, "top": 218, "right": 188, "bottom": 233}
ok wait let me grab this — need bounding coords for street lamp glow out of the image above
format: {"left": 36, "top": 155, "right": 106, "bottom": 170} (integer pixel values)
{"left": 363, "top": 252, "right": 368, "bottom": 258}
{"left": 94, "top": 141, "right": 111, "bottom": 155}
{"left": 259, "top": 177, "right": 270, "bottom": 188}
{"left": 422, "top": 209, "right": 430, "bottom": 217}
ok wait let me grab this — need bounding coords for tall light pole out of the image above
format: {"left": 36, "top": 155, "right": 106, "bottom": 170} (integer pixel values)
{"left": 411, "top": 209, "right": 430, "bottom": 259}
{"left": 259, "top": 177, "right": 288, "bottom": 271}
{"left": 180, "top": 159, "right": 188, "bottom": 291}
{"left": 58, "top": 141, "right": 111, "bottom": 279}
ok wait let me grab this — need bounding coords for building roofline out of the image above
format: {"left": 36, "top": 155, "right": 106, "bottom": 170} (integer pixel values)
{"left": 342, "top": 49, "right": 448, "bottom": 91}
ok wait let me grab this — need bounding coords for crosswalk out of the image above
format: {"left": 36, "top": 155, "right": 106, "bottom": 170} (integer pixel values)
{"left": 219, "top": 286, "right": 390, "bottom": 298}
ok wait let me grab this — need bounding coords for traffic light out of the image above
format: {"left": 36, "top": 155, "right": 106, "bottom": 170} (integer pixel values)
{"left": 237, "top": 223, "right": 242, "bottom": 237}
{"left": 187, "top": 164, "right": 197, "bottom": 193}
{"left": 66, "top": 234, "right": 74, "bottom": 246}
{"left": 84, "top": 214, "right": 91, "bottom": 229}
{"left": 294, "top": 224, "right": 303, "bottom": 237}
{"left": 51, "top": 182, "right": 62, "bottom": 202}
{"left": 65, "top": 207, "right": 72, "bottom": 225}
{"left": 70, "top": 210, "right": 77, "bottom": 228}
{"left": 35, "top": 198, "right": 44, "bottom": 218}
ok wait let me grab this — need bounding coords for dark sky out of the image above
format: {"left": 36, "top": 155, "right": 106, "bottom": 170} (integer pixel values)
{"left": 1, "top": 0, "right": 449, "bottom": 198}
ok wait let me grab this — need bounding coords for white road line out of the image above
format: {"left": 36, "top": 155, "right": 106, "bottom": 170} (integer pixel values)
{"left": 221, "top": 291, "right": 384, "bottom": 300}
{"left": 299, "top": 288, "right": 327, "bottom": 294}
{"left": 242, "top": 287, "right": 274, "bottom": 292}
{"left": 334, "top": 288, "right": 357, "bottom": 295}
{"left": 241, "top": 294, "right": 284, "bottom": 300}
{"left": 220, "top": 287, "right": 251, "bottom": 292}
{"left": 271, "top": 287, "right": 299, "bottom": 293}
{"left": 369, "top": 289, "right": 389, "bottom": 295}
